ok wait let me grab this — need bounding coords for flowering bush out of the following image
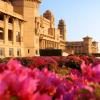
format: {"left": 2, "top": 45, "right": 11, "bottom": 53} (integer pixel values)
{"left": 0, "top": 56, "right": 100, "bottom": 100}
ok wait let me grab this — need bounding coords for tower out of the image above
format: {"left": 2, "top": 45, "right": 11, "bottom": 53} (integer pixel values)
{"left": 43, "top": 10, "right": 55, "bottom": 28}
{"left": 12, "top": 0, "right": 41, "bottom": 56}
{"left": 83, "top": 36, "right": 92, "bottom": 54}
{"left": 92, "top": 41, "right": 98, "bottom": 53}
{"left": 58, "top": 19, "right": 66, "bottom": 40}
{"left": 12, "top": 0, "right": 41, "bottom": 16}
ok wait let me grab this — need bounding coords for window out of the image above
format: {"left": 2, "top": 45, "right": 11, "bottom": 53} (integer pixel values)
{"left": 0, "top": 48, "right": 4, "bottom": 56}
{"left": 0, "top": 14, "right": 4, "bottom": 21}
{"left": 28, "top": 49, "right": 30, "bottom": 53}
{"left": 9, "top": 48, "right": 13, "bottom": 56}
{"left": 8, "top": 30, "right": 13, "bottom": 41}
{"left": 48, "top": 28, "right": 54, "bottom": 36}
{"left": 16, "top": 32, "right": 21, "bottom": 42}
{"left": 36, "top": 50, "right": 38, "bottom": 55}
{"left": 0, "top": 28, "right": 4, "bottom": 40}
{"left": 17, "top": 48, "right": 21, "bottom": 56}
{"left": 9, "top": 17, "right": 13, "bottom": 23}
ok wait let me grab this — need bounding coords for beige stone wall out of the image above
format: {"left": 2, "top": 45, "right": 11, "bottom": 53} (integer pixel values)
{"left": 12, "top": 0, "right": 41, "bottom": 56}
{"left": 0, "top": 0, "right": 98, "bottom": 57}
{"left": 91, "top": 42, "right": 98, "bottom": 53}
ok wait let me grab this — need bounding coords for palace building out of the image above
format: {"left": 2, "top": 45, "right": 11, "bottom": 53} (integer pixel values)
{"left": 66, "top": 36, "right": 98, "bottom": 54}
{"left": 0, "top": 0, "right": 98, "bottom": 57}
{"left": 0, "top": 0, "right": 66, "bottom": 57}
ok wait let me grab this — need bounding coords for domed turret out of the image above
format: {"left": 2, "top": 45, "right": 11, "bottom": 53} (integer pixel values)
{"left": 43, "top": 10, "right": 55, "bottom": 27}
{"left": 59, "top": 19, "right": 65, "bottom": 25}
{"left": 43, "top": 10, "right": 53, "bottom": 20}
{"left": 58, "top": 19, "right": 66, "bottom": 40}
{"left": 44, "top": 10, "right": 52, "bottom": 15}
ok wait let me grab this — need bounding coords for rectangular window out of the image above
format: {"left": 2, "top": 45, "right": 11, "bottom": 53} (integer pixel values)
{"left": 8, "top": 30, "right": 13, "bottom": 41}
{"left": 0, "top": 27, "right": 4, "bottom": 40}
{"left": 48, "top": 28, "right": 54, "bottom": 36}
{"left": 9, "top": 48, "right": 13, "bottom": 56}
{"left": 0, "top": 48, "right": 4, "bottom": 56}
{"left": 17, "top": 48, "right": 21, "bottom": 56}
{"left": 16, "top": 32, "right": 21, "bottom": 42}
{"left": 28, "top": 49, "right": 30, "bottom": 53}
{"left": 0, "top": 14, "right": 4, "bottom": 21}
{"left": 9, "top": 17, "right": 13, "bottom": 23}
{"left": 36, "top": 50, "right": 38, "bottom": 55}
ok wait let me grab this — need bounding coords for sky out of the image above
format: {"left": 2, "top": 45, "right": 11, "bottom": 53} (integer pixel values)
{"left": 40, "top": 0, "right": 100, "bottom": 50}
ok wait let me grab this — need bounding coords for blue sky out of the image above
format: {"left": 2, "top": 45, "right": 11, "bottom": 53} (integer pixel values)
{"left": 40, "top": 0, "right": 100, "bottom": 45}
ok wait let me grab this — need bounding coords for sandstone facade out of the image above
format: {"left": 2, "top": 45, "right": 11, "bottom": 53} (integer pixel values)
{"left": 0, "top": 0, "right": 98, "bottom": 57}
{"left": 0, "top": 0, "right": 66, "bottom": 57}
{"left": 66, "top": 36, "right": 98, "bottom": 54}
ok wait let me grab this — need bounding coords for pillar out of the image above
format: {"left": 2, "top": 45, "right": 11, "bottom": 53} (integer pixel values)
{"left": 4, "top": 15, "right": 9, "bottom": 44}
{"left": 20, "top": 21, "right": 23, "bottom": 46}
{"left": 13, "top": 18, "right": 16, "bottom": 45}
{"left": 4, "top": 15, "right": 9, "bottom": 57}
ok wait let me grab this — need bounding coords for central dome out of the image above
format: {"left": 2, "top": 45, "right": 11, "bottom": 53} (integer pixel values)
{"left": 43, "top": 10, "right": 54, "bottom": 20}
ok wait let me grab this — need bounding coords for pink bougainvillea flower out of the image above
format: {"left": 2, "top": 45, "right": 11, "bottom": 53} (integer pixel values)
{"left": 92, "top": 64, "right": 100, "bottom": 73}
{"left": 81, "top": 61, "right": 92, "bottom": 76}
{"left": 32, "top": 92, "right": 52, "bottom": 100}
{"left": 0, "top": 63, "right": 7, "bottom": 73}
{"left": 0, "top": 80, "right": 7, "bottom": 99}
{"left": 7, "top": 59, "right": 23, "bottom": 72}
{"left": 0, "top": 56, "right": 100, "bottom": 100}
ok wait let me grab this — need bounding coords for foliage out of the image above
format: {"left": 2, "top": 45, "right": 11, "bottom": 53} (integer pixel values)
{"left": 0, "top": 55, "right": 100, "bottom": 100}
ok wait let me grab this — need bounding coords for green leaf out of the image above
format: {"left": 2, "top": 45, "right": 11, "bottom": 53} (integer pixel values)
{"left": 11, "top": 96, "right": 18, "bottom": 100}
{"left": 79, "top": 88, "right": 90, "bottom": 94}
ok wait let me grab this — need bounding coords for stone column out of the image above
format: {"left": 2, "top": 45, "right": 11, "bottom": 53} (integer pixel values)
{"left": 13, "top": 18, "right": 16, "bottom": 45}
{"left": 43, "top": 40, "right": 45, "bottom": 49}
{"left": 45, "top": 40, "right": 47, "bottom": 49}
{"left": 39, "top": 40, "right": 42, "bottom": 49}
{"left": 57, "top": 43, "right": 59, "bottom": 49}
{"left": 4, "top": 15, "right": 9, "bottom": 57}
{"left": 4, "top": 15, "right": 9, "bottom": 44}
{"left": 20, "top": 21, "right": 23, "bottom": 46}
{"left": 42, "top": 40, "right": 44, "bottom": 49}
{"left": 20, "top": 21, "right": 24, "bottom": 56}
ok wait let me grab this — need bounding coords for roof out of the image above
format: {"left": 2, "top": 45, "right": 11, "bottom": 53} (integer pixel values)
{"left": 83, "top": 36, "right": 92, "bottom": 39}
